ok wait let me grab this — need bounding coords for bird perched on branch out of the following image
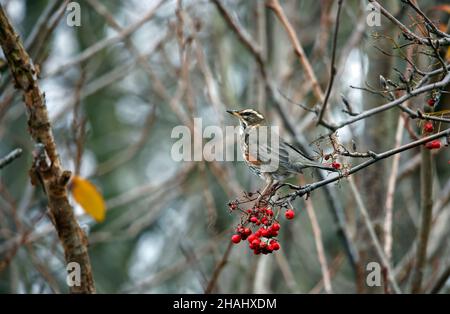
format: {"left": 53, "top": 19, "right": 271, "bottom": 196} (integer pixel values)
{"left": 227, "top": 109, "right": 335, "bottom": 200}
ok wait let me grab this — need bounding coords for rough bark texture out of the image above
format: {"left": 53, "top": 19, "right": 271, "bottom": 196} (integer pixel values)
{"left": 0, "top": 5, "right": 95, "bottom": 293}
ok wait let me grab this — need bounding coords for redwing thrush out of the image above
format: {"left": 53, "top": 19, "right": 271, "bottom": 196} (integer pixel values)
{"left": 227, "top": 109, "right": 335, "bottom": 198}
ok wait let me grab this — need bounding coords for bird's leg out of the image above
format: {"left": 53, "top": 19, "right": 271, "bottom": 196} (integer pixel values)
{"left": 276, "top": 182, "right": 300, "bottom": 190}
{"left": 256, "top": 176, "right": 273, "bottom": 206}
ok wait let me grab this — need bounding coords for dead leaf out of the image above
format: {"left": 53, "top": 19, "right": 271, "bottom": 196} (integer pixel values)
{"left": 71, "top": 176, "right": 106, "bottom": 222}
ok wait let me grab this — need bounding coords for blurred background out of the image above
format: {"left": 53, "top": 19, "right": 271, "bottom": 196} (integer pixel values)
{"left": 0, "top": 0, "right": 449, "bottom": 293}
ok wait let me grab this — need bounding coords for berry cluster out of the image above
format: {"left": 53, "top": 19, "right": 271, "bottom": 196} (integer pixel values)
{"left": 421, "top": 120, "right": 442, "bottom": 150}
{"left": 423, "top": 121, "right": 441, "bottom": 149}
{"left": 228, "top": 203, "right": 296, "bottom": 255}
{"left": 331, "top": 161, "right": 341, "bottom": 170}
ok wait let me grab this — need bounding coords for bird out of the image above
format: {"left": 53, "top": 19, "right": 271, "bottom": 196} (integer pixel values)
{"left": 227, "top": 108, "right": 335, "bottom": 200}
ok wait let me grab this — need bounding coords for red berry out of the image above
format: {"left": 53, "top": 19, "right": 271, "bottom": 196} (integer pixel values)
{"left": 331, "top": 161, "right": 341, "bottom": 169}
{"left": 247, "top": 234, "right": 257, "bottom": 243}
{"left": 244, "top": 228, "right": 252, "bottom": 236}
{"left": 231, "top": 234, "right": 241, "bottom": 244}
{"left": 424, "top": 122, "right": 434, "bottom": 133}
{"left": 271, "top": 242, "right": 280, "bottom": 250}
{"left": 250, "top": 216, "right": 258, "bottom": 223}
{"left": 259, "top": 242, "right": 267, "bottom": 249}
{"left": 266, "top": 209, "right": 274, "bottom": 216}
{"left": 261, "top": 229, "right": 269, "bottom": 237}
{"left": 272, "top": 223, "right": 280, "bottom": 231}
{"left": 267, "top": 244, "right": 274, "bottom": 252}
{"left": 285, "top": 209, "right": 295, "bottom": 220}
{"left": 425, "top": 140, "right": 441, "bottom": 150}
{"left": 427, "top": 98, "right": 436, "bottom": 106}
{"left": 433, "top": 141, "right": 441, "bottom": 149}
{"left": 251, "top": 239, "right": 261, "bottom": 247}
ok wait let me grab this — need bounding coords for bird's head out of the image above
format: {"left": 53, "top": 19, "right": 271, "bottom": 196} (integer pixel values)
{"left": 227, "top": 109, "right": 265, "bottom": 128}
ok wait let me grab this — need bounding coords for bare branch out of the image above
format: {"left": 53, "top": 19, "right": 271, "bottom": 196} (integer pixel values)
{"left": 368, "top": 0, "right": 450, "bottom": 46}
{"left": 348, "top": 177, "right": 401, "bottom": 294}
{"left": 204, "top": 242, "right": 233, "bottom": 294}
{"left": 410, "top": 142, "right": 434, "bottom": 293}
{"left": 0, "top": 5, "right": 95, "bottom": 293}
{"left": 430, "top": 263, "right": 450, "bottom": 294}
{"left": 281, "top": 127, "right": 450, "bottom": 200}
{"left": 332, "top": 73, "right": 450, "bottom": 132}
{"left": 403, "top": 0, "right": 450, "bottom": 39}
{"left": 383, "top": 117, "right": 404, "bottom": 271}
{"left": 304, "top": 182, "right": 333, "bottom": 293}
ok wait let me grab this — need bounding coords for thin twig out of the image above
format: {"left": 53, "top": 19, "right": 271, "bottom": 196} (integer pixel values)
{"left": 430, "top": 263, "right": 450, "bottom": 294}
{"left": 266, "top": 0, "right": 324, "bottom": 102}
{"left": 0, "top": 148, "right": 22, "bottom": 169}
{"left": 383, "top": 116, "right": 404, "bottom": 282}
{"left": 303, "top": 178, "right": 333, "bottom": 293}
{"left": 204, "top": 241, "right": 233, "bottom": 294}
{"left": 368, "top": 0, "right": 450, "bottom": 46}
{"left": 317, "top": 0, "right": 344, "bottom": 125}
{"left": 348, "top": 177, "right": 402, "bottom": 294}
{"left": 403, "top": 0, "right": 450, "bottom": 39}
{"left": 329, "top": 72, "right": 450, "bottom": 132}
{"left": 410, "top": 141, "right": 434, "bottom": 293}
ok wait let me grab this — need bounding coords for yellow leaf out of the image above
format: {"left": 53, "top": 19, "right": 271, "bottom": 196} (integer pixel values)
{"left": 71, "top": 175, "right": 106, "bottom": 222}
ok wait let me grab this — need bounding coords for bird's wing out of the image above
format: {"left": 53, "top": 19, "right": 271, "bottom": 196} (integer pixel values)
{"left": 245, "top": 128, "right": 333, "bottom": 171}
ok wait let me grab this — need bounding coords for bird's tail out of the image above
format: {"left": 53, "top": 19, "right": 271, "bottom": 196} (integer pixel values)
{"left": 295, "top": 160, "right": 339, "bottom": 172}
{"left": 313, "top": 163, "right": 339, "bottom": 172}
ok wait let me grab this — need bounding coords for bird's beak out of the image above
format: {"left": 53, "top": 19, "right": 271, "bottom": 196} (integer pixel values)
{"left": 226, "top": 110, "right": 240, "bottom": 117}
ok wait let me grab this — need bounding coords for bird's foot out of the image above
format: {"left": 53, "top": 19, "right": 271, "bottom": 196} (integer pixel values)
{"left": 301, "top": 184, "right": 312, "bottom": 199}
{"left": 255, "top": 193, "right": 271, "bottom": 207}
{"left": 290, "top": 184, "right": 312, "bottom": 200}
